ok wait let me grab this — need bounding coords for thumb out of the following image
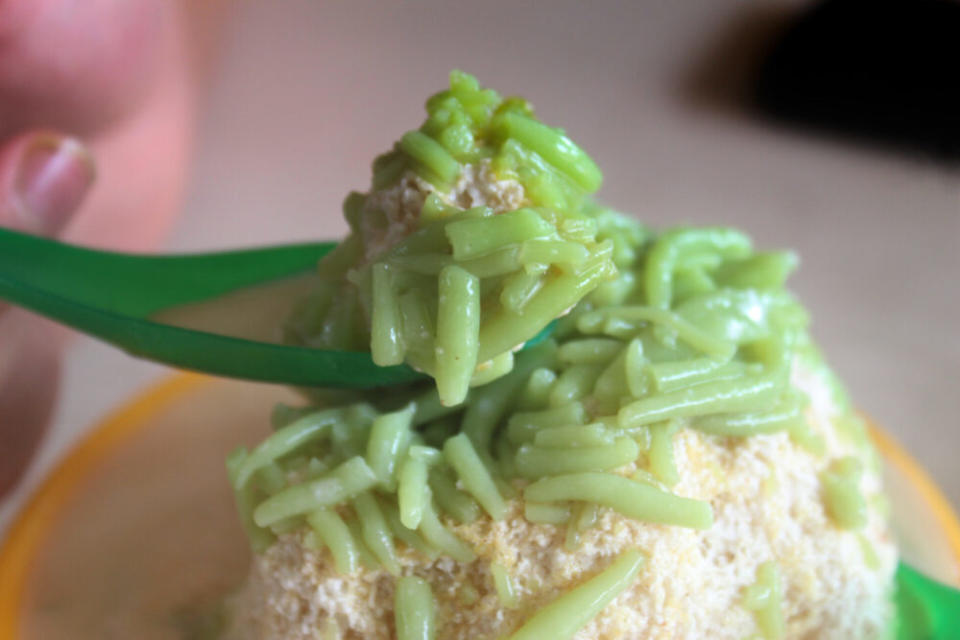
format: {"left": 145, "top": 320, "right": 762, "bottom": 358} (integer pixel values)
{"left": 0, "top": 129, "right": 91, "bottom": 500}
{"left": 0, "top": 130, "right": 96, "bottom": 237}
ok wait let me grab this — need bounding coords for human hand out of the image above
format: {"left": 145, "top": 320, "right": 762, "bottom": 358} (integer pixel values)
{"left": 0, "top": 0, "right": 203, "bottom": 497}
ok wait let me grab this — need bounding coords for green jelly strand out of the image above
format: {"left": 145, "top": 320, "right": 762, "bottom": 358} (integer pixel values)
{"left": 742, "top": 562, "right": 785, "bottom": 640}
{"left": 518, "top": 367, "right": 558, "bottom": 410}
{"left": 344, "top": 516, "right": 380, "bottom": 570}
{"left": 715, "top": 251, "right": 797, "bottom": 290}
{"left": 470, "top": 351, "right": 515, "bottom": 388}
{"left": 370, "top": 262, "right": 406, "bottom": 366}
{"left": 491, "top": 562, "right": 521, "bottom": 609}
{"left": 371, "top": 149, "right": 408, "bottom": 190}
{"left": 395, "top": 576, "right": 436, "bottom": 640}
{"left": 234, "top": 406, "right": 364, "bottom": 489}
{"left": 549, "top": 363, "right": 605, "bottom": 407}
{"left": 435, "top": 265, "right": 481, "bottom": 407}
{"left": 564, "top": 502, "right": 600, "bottom": 551}
{"left": 462, "top": 340, "right": 558, "bottom": 458}
{"left": 533, "top": 424, "right": 615, "bottom": 449}
{"left": 354, "top": 492, "right": 401, "bottom": 575}
{"left": 429, "top": 468, "right": 482, "bottom": 524}
{"left": 366, "top": 403, "right": 416, "bottom": 491}
{"left": 305, "top": 508, "right": 358, "bottom": 575}
{"left": 417, "top": 499, "right": 476, "bottom": 563}
{"left": 507, "top": 402, "right": 588, "bottom": 445}
{"left": 506, "top": 549, "right": 645, "bottom": 640}
{"left": 693, "top": 391, "right": 803, "bottom": 438}
{"left": 400, "top": 130, "right": 460, "bottom": 186}
{"left": 476, "top": 246, "right": 614, "bottom": 362}
{"left": 618, "top": 368, "right": 786, "bottom": 430}
{"left": 398, "top": 447, "right": 437, "bottom": 530}
{"left": 821, "top": 456, "right": 867, "bottom": 530}
{"left": 557, "top": 338, "right": 623, "bottom": 365}
{"left": 514, "top": 437, "right": 639, "bottom": 478}
{"left": 256, "top": 462, "right": 287, "bottom": 496}
{"left": 525, "top": 502, "right": 572, "bottom": 525}
{"left": 644, "top": 227, "right": 752, "bottom": 309}
{"left": 648, "top": 421, "right": 680, "bottom": 487}
{"left": 445, "top": 209, "right": 554, "bottom": 262}
{"left": 524, "top": 472, "right": 713, "bottom": 530}
{"left": 578, "top": 306, "right": 736, "bottom": 361}
{"left": 253, "top": 456, "right": 378, "bottom": 527}
{"left": 444, "top": 433, "right": 507, "bottom": 520}
{"left": 857, "top": 534, "right": 881, "bottom": 570}
{"left": 380, "top": 497, "right": 439, "bottom": 559}
{"left": 226, "top": 447, "right": 275, "bottom": 553}
{"left": 490, "top": 111, "right": 602, "bottom": 193}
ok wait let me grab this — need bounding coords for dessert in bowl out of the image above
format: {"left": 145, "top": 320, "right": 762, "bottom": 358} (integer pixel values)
{"left": 218, "top": 72, "right": 897, "bottom": 639}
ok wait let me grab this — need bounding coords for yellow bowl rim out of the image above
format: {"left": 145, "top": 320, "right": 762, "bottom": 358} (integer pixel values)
{"left": 0, "top": 372, "right": 212, "bottom": 638}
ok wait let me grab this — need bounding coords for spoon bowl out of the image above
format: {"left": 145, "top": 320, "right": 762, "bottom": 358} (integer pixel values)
{"left": 0, "top": 228, "right": 555, "bottom": 389}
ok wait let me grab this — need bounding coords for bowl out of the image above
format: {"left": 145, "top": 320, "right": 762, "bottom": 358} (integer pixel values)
{"left": 0, "top": 373, "right": 957, "bottom": 639}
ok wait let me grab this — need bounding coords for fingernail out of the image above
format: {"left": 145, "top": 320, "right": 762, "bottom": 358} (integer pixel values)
{"left": 14, "top": 134, "right": 96, "bottom": 236}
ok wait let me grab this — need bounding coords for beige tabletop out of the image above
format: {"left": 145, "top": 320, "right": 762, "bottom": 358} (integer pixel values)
{"left": 2, "top": 0, "right": 958, "bottom": 531}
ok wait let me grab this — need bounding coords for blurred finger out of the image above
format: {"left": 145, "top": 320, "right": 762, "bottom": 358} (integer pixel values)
{"left": 0, "top": 0, "right": 168, "bottom": 137}
{"left": 0, "top": 310, "right": 62, "bottom": 499}
{"left": 0, "top": 129, "right": 96, "bottom": 237}
{"left": 0, "top": 130, "right": 95, "bottom": 319}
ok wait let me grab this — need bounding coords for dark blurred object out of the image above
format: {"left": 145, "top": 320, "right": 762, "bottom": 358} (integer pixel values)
{"left": 755, "top": 0, "right": 960, "bottom": 160}
{"left": 681, "top": 4, "right": 794, "bottom": 111}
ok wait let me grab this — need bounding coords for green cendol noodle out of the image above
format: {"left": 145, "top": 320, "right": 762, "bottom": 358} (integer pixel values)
{"left": 742, "top": 562, "right": 786, "bottom": 640}
{"left": 283, "top": 70, "right": 613, "bottom": 407}
{"left": 227, "top": 71, "right": 877, "bottom": 640}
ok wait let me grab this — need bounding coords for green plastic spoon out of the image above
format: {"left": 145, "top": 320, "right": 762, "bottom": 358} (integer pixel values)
{"left": 894, "top": 562, "right": 960, "bottom": 639}
{"left": 0, "top": 227, "right": 555, "bottom": 388}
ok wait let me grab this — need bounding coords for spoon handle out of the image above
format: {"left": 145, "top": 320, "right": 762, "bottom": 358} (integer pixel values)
{"left": 0, "top": 227, "right": 333, "bottom": 317}
{"left": 0, "top": 229, "right": 428, "bottom": 387}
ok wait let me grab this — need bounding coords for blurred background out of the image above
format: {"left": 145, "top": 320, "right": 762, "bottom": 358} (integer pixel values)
{"left": 2, "top": 0, "right": 958, "bottom": 527}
